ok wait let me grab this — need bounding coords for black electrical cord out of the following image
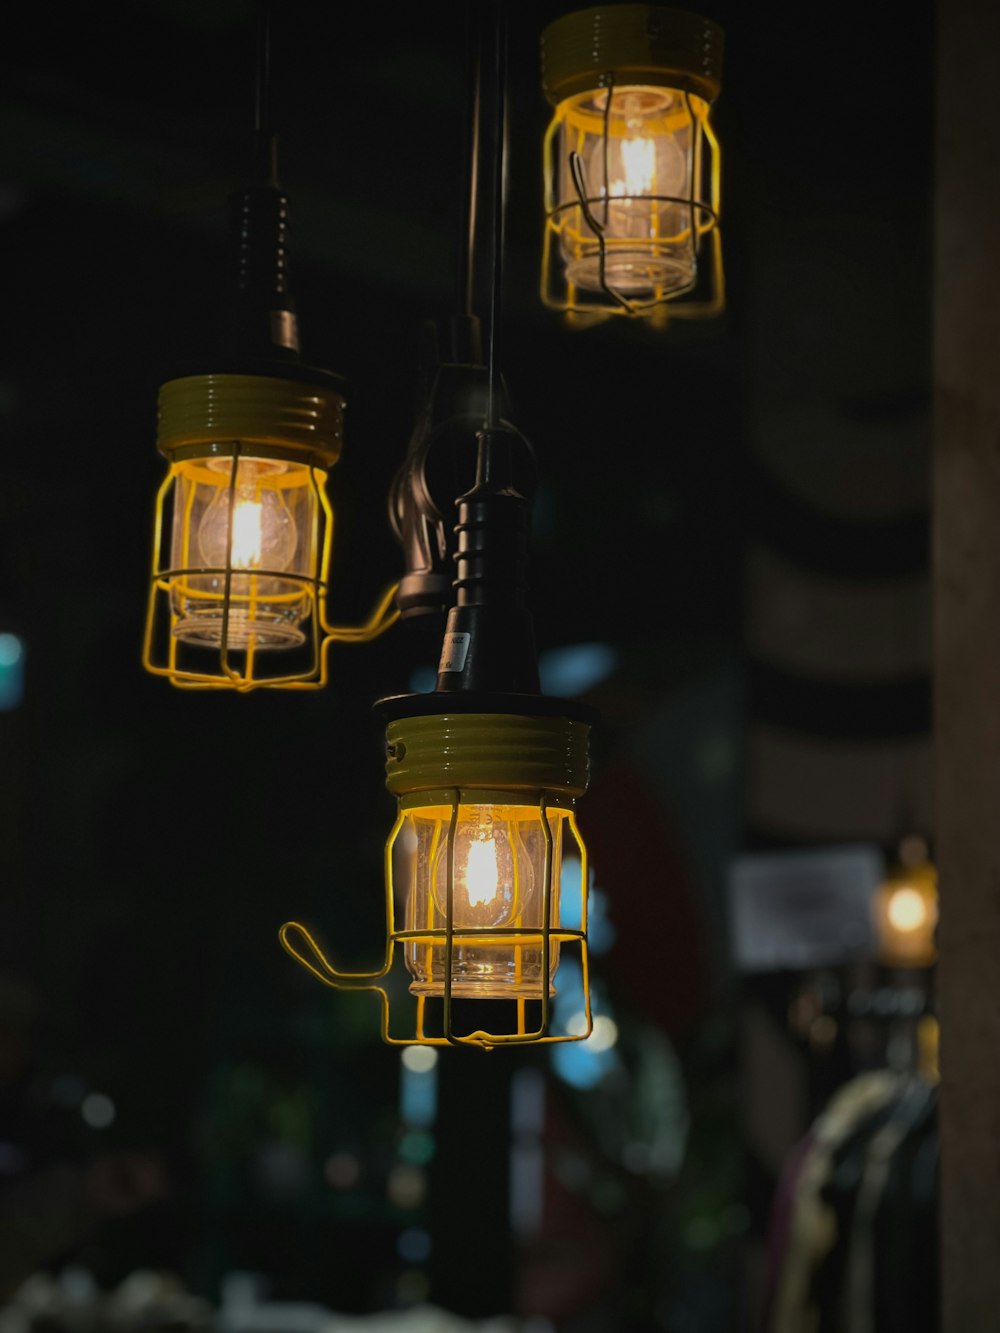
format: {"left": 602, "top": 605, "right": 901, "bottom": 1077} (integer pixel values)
{"left": 456, "top": 5, "right": 483, "bottom": 321}
{"left": 252, "top": 0, "right": 277, "bottom": 186}
{"left": 254, "top": 0, "right": 270, "bottom": 139}
{"left": 483, "top": 1, "right": 508, "bottom": 438}
{"left": 227, "top": 0, "right": 301, "bottom": 360}
{"left": 388, "top": 0, "right": 538, "bottom": 621}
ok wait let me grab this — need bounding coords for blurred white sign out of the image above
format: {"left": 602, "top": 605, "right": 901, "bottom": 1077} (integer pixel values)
{"left": 729, "top": 844, "right": 884, "bottom": 972}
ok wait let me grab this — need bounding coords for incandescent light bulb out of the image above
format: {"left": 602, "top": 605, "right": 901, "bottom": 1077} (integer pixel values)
{"left": 541, "top": 5, "right": 724, "bottom": 316}
{"left": 198, "top": 461, "right": 297, "bottom": 572}
{"left": 434, "top": 811, "right": 531, "bottom": 929}
{"left": 609, "top": 92, "right": 685, "bottom": 201}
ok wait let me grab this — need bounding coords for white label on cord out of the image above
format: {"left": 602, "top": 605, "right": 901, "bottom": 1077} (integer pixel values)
{"left": 270, "top": 309, "right": 300, "bottom": 352}
{"left": 439, "top": 632, "right": 471, "bottom": 673}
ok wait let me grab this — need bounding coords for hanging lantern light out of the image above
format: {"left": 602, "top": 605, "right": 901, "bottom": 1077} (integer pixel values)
{"left": 144, "top": 369, "right": 397, "bottom": 690}
{"left": 386, "top": 714, "right": 585, "bottom": 1004}
{"left": 280, "top": 447, "right": 596, "bottom": 1047}
{"left": 142, "top": 12, "right": 397, "bottom": 690}
{"left": 146, "top": 371, "right": 330, "bottom": 687}
{"left": 540, "top": 4, "right": 724, "bottom": 322}
{"left": 280, "top": 694, "right": 593, "bottom": 1048}
{"left": 281, "top": 11, "right": 597, "bottom": 1047}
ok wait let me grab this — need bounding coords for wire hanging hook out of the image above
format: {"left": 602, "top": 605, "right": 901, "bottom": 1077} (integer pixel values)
{"left": 568, "top": 72, "right": 638, "bottom": 317}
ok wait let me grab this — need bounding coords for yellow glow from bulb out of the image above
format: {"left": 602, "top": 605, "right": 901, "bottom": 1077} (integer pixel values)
{"left": 887, "top": 887, "right": 929, "bottom": 934}
{"left": 465, "top": 836, "right": 501, "bottom": 909}
{"left": 230, "top": 498, "right": 264, "bottom": 568}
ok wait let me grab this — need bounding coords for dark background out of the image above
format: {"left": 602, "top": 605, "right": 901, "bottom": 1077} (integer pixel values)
{"left": 0, "top": 2, "right": 932, "bottom": 1328}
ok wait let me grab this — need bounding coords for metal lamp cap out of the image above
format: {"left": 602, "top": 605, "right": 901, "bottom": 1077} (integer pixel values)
{"left": 384, "top": 711, "right": 591, "bottom": 803}
{"left": 541, "top": 4, "right": 724, "bottom": 106}
{"left": 156, "top": 372, "right": 345, "bottom": 468}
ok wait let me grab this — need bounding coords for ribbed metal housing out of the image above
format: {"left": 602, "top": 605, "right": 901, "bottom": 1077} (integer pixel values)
{"left": 541, "top": 4, "right": 724, "bottom": 105}
{"left": 157, "top": 373, "right": 344, "bottom": 468}
{"left": 385, "top": 712, "right": 591, "bottom": 803}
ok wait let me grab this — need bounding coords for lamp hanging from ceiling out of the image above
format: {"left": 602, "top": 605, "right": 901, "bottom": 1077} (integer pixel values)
{"left": 142, "top": 5, "right": 398, "bottom": 691}
{"left": 540, "top": 3, "right": 724, "bottom": 324}
{"left": 281, "top": 3, "right": 595, "bottom": 1049}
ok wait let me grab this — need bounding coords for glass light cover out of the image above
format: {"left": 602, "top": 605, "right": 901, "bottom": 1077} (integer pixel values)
{"left": 168, "top": 454, "right": 320, "bottom": 649}
{"left": 395, "top": 802, "right": 568, "bottom": 1000}
{"left": 544, "top": 83, "right": 715, "bottom": 308}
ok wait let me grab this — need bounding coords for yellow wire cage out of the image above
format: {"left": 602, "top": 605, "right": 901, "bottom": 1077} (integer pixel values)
{"left": 281, "top": 709, "right": 594, "bottom": 1049}
{"left": 143, "top": 373, "right": 397, "bottom": 691}
{"left": 540, "top": 4, "right": 724, "bottom": 325}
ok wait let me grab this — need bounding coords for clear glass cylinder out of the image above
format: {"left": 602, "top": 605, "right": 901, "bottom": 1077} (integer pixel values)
{"left": 168, "top": 454, "right": 320, "bottom": 650}
{"left": 545, "top": 84, "right": 711, "bottom": 304}
{"left": 395, "top": 801, "right": 568, "bottom": 1000}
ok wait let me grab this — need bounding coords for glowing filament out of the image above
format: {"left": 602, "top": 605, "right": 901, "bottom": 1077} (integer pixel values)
{"left": 197, "top": 472, "right": 297, "bottom": 574}
{"left": 230, "top": 498, "right": 264, "bottom": 568}
{"left": 613, "top": 136, "right": 657, "bottom": 197}
{"left": 464, "top": 837, "right": 501, "bottom": 909}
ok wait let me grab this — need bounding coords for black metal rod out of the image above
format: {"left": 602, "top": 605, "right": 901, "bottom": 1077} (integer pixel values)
{"left": 254, "top": 0, "right": 277, "bottom": 186}
{"left": 255, "top": 0, "right": 270, "bottom": 138}
{"left": 456, "top": 5, "right": 483, "bottom": 319}
{"left": 484, "top": 1, "right": 508, "bottom": 435}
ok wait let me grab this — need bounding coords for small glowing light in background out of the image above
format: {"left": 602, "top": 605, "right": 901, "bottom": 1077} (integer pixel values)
{"left": 0, "top": 633, "right": 25, "bottom": 711}
{"left": 397, "top": 1227, "right": 432, "bottom": 1264}
{"left": 387, "top": 1164, "right": 427, "bottom": 1210}
{"left": 887, "top": 886, "right": 928, "bottom": 934}
{"left": 550, "top": 960, "right": 621, "bottom": 1090}
{"left": 587, "top": 1014, "right": 619, "bottom": 1053}
{"left": 80, "top": 1092, "right": 116, "bottom": 1130}
{"left": 538, "top": 642, "right": 618, "bottom": 697}
{"left": 0, "top": 635, "right": 21, "bottom": 667}
{"left": 400, "top": 1045, "right": 439, "bottom": 1129}
{"left": 408, "top": 664, "right": 438, "bottom": 694}
{"left": 874, "top": 848, "right": 938, "bottom": 967}
{"left": 566, "top": 1010, "right": 590, "bottom": 1038}
{"left": 563, "top": 1010, "right": 618, "bottom": 1049}
{"left": 323, "top": 1152, "right": 361, "bottom": 1190}
{"left": 401, "top": 1045, "right": 438, "bottom": 1074}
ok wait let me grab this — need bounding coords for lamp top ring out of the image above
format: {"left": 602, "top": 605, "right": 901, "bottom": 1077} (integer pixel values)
{"left": 542, "top": 4, "right": 723, "bottom": 106}
{"left": 157, "top": 371, "right": 344, "bottom": 467}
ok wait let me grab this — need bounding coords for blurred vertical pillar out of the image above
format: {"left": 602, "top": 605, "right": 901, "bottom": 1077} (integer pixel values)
{"left": 427, "top": 1054, "right": 512, "bottom": 1316}
{"left": 935, "top": 0, "right": 1000, "bottom": 1327}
